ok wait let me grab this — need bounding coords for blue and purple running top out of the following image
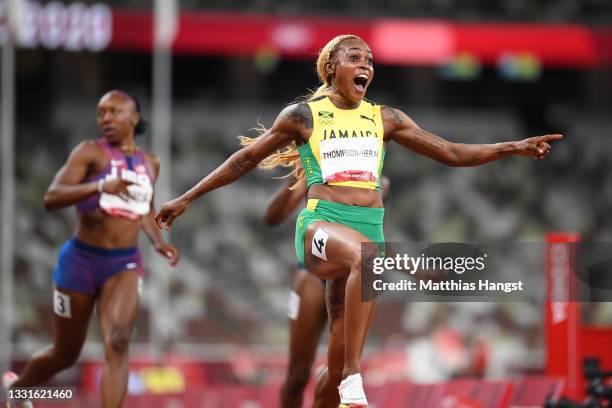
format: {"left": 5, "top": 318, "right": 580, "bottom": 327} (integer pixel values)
{"left": 54, "top": 138, "right": 153, "bottom": 295}
{"left": 76, "top": 138, "right": 154, "bottom": 221}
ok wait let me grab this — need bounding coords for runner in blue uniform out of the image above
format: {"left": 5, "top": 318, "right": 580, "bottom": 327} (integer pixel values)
{"left": 3, "top": 90, "right": 179, "bottom": 408}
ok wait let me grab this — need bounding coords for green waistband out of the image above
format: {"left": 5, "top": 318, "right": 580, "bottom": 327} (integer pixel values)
{"left": 306, "top": 199, "right": 385, "bottom": 225}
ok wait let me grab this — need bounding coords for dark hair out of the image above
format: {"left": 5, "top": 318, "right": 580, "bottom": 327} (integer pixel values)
{"left": 119, "top": 91, "right": 148, "bottom": 136}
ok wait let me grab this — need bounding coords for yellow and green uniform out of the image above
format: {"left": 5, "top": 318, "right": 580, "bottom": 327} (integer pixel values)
{"left": 295, "top": 96, "right": 386, "bottom": 264}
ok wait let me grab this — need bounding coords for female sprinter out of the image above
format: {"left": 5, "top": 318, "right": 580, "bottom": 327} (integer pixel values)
{"left": 265, "top": 176, "right": 389, "bottom": 408}
{"left": 155, "top": 35, "right": 561, "bottom": 407}
{"left": 3, "top": 90, "right": 179, "bottom": 408}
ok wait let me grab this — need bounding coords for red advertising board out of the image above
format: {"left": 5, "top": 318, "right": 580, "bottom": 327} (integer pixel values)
{"left": 109, "top": 10, "right": 612, "bottom": 68}
{"left": 545, "top": 232, "right": 582, "bottom": 400}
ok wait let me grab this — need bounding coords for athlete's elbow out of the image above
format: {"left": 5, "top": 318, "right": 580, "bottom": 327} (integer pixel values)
{"left": 43, "top": 193, "right": 59, "bottom": 210}
{"left": 264, "top": 215, "right": 280, "bottom": 227}
{"left": 438, "top": 152, "right": 462, "bottom": 167}
{"left": 440, "top": 157, "right": 460, "bottom": 167}
{"left": 263, "top": 213, "right": 281, "bottom": 227}
{"left": 43, "top": 190, "right": 63, "bottom": 210}
{"left": 442, "top": 145, "right": 468, "bottom": 167}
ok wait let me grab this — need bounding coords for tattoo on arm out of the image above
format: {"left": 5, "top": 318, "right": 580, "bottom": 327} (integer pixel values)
{"left": 229, "top": 155, "right": 251, "bottom": 176}
{"left": 411, "top": 128, "right": 447, "bottom": 152}
{"left": 382, "top": 106, "right": 404, "bottom": 126}
{"left": 281, "top": 103, "right": 313, "bottom": 130}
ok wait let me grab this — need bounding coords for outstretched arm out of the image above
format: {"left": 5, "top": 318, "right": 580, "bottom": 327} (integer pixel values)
{"left": 382, "top": 106, "right": 562, "bottom": 167}
{"left": 142, "top": 203, "right": 180, "bottom": 266}
{"left": 156, "top": 102, "right": 312, "bottom": 229}
{"left": 264, "top": 179, "right": 307, "bottom": 227}
{"left": 141, "top": 155, "right": 180, "bottom": 266}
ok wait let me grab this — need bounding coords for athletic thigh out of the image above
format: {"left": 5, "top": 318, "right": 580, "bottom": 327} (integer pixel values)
{"left": 304, "top": 221, "right": 373, "bottom": 280}
{"left": 97, "top": 270, "right": 140, "bottom": 337}
{"left": 51, "top": 286, "right": 96, "bottom": 358}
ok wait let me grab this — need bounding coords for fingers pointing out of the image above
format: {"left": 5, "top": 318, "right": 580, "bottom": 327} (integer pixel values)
{"left": 539, "top": 134, "right": 563, "bottom": 142}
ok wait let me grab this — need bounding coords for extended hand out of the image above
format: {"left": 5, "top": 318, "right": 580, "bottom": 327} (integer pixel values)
{"left": 516, "top": 134, "right": 563, "bottom": 159}
{"left": 154, "top": 196, "right": 190, "bottom": 230}
{"left": 155, "top": 242, "right": 180, "bottom": 266}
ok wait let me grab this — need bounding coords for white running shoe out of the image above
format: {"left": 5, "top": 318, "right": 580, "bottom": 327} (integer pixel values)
{"left": 2, "top": 372, "right": 33, "bottom": 408}
{"left": 338, "top": 373, "right": 368, "bottom": 407}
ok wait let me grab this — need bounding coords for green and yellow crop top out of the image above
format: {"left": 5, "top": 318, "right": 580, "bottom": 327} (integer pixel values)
{"left": 298, "top": 96, "right": 385, "bottom": 190}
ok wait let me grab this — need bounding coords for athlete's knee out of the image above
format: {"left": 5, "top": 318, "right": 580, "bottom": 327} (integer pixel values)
{"left": 104, "top": 326, "right": 132, "bottom": 356}
{"left": 349, "top": 242, "right": 378, "bottom": 275}
{"left": 348, "top": 251, "right": 363, "bottom": 277}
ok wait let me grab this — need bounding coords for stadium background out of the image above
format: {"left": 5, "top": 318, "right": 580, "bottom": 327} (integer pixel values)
{"left": 1, "top": 0, "right": 612, "bottom": 406}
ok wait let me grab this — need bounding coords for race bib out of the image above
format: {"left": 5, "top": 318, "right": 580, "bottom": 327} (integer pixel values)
{"left": 319, "top": 137, "right": 380, "bottom": 183}
{"left": 312, "top": 228, "right": 329, "bottom": 261}
{"left": 53, "top": 289, "right": 71, "bottom": 318}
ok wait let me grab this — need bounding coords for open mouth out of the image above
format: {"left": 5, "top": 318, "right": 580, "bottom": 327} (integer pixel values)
{"left": 353, "top": 75, "right": 368, "bottom": 92}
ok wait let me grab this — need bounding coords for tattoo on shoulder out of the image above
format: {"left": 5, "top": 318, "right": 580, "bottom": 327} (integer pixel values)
{"left": 281, "top": 103, "right": 313, "bottom": 130}
{"left": 382, "top": 106, "right": 404, "bottom": 126}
